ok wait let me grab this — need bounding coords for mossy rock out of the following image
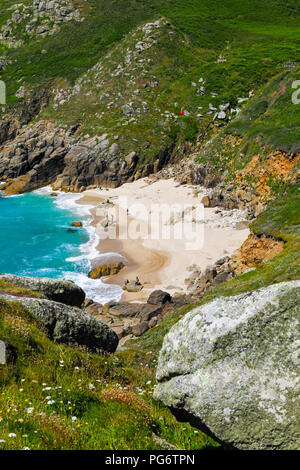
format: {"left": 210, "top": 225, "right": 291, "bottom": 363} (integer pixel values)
{"left": 155, "top": 281, "right": 300, "bottom": 450}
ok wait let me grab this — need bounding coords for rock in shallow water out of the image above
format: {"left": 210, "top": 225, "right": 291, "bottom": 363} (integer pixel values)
{"left": 154, "top": 281, "right": 300, "bottom": 450}
{"left": 88, "top": 262, "right": 124, "bottom": 279}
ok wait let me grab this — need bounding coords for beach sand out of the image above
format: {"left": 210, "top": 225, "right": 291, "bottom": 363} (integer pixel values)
{"left": 78, "top": 178, "right": 250, "bottom": 303}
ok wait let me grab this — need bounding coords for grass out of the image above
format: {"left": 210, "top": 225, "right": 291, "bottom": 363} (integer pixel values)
{"left": 194, "top": 185, "right": 300, "bottom": 301}
{"left": 0, "top": 297, "right": 219, "bottom": 450}
{"left": 0, "top": 0, "right": 299, "bottom": 162}
{"left": 0, "top": 280, "right": 45, "bottom": 299}
{"left": 0, "top": 0, "right": 299, "bottom": 450}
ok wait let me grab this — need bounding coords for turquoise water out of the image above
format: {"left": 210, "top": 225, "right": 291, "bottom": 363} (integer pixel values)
{"left": 0, "top": 189, "right": 123, "bottom": 304}
{"left": 0, "top": 191, "right": 90, "bottom": 279}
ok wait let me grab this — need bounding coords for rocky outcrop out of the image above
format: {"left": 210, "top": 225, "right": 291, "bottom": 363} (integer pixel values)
{"left": 122, "top": 281, "right": 143, "bottom": 293}
{"left": 230, "top": 233, "right": 284, "bottom": 276}
{"left": 0, "top": 1, "right": 82, "bottom": 48}
{"left": 0, "top": 274, "right": 85, "bottom": 307}
{"left": 0, "top": 293, "right": 118, "bottom": 353}
{"left": 0, "top": 119, "right": 20, "bottom": 145}
{"left": 147, "top": 290, "right": 172, "bottom": 306}
{"left": 0, "top": 121, "right": 69, "bottom": 194}
{"left": 84, "top": 290, "right": 187, "bottom": 343}
{"left": 155, "top": 281, "right": 300, "bottom": 450}
{"left": 88, "top": 262, "right": 124, "bottom": 279}
{"left": 85, "top": 299, "right": 162, "bottom": 341}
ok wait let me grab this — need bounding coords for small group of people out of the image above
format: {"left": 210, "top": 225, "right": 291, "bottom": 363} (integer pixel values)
{"left": 105, "top": 213, "right": 114, "bottom": 223}
{"left": 124, "top": 276, "right": 142, "bottom": 286}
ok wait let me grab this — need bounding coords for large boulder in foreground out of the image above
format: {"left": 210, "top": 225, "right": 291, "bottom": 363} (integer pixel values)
{"left": 0, "top": 274, "right": 85, "bottom": 307}
{"left": 154, "top": 281, "right": 300, "bottom": 450}
{"left": 0, "top": 294, "right": 118, "bottom": 353}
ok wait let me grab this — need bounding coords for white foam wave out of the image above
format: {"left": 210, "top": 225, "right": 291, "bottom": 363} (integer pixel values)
{"left": 62, "top": 271, "right": 123, "bottom": 305}
{"left": 34, "top": 186, "right": 124, "bottom": 305}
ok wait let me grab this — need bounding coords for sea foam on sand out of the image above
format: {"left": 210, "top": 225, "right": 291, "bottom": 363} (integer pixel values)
{"left": 34, "top": 187, "right": 123, "bottom": 305}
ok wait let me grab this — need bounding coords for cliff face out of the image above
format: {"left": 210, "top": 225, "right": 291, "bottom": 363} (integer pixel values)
{"left": 0, "top": 1, "right": 299, "bottom": 196}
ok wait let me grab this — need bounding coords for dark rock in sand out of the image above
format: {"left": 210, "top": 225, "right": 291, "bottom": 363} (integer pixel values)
{"left": 122, "top": 281, "right": 143, "bottom": 292}
{"left": 147, "top": 290, "right": 171, "bottom": 306}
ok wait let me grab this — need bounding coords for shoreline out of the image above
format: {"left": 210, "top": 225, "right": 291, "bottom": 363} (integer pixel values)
{"left": 77, "top": 177, "right": 250, "bottom": 304}
{"left": 34, "top": 187, "right": 124, "bottom": 304}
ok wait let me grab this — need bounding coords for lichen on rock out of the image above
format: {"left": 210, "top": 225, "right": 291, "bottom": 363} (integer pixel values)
{"left": 154, "top": 281, "right": 300, "bottom": 450}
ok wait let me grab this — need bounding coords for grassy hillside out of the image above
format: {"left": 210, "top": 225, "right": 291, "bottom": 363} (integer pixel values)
{"left": 0, "top": 296, "right": 219, "bottom": 450}
{"left": 1, "top": 0, "right": 299, "bottom": 162}
{"left": 0, "top": 0, "right": 299, "bottom": 450}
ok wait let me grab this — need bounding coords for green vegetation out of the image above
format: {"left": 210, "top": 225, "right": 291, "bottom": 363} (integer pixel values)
{"left": 0, "top": 297, "right": 219, "bottom": 450}
{"left": 0, "top": 0, "right": 299, "bottom": 451}
{"left": 1, "top": 0, "right": 299, "bottom": 160}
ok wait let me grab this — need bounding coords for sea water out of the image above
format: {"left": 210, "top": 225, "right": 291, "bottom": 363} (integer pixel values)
{"left": 0, "top": 188, "right": 123, "bottom": 304}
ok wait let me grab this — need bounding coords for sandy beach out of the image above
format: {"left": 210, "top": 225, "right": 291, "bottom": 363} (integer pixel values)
{"left": 78, "top": 177, "right": 250, "bottom": 303}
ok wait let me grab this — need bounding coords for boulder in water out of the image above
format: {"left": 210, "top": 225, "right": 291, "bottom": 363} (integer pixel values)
{"left": 88, "top": 262, "right": 124, "bottom": 279}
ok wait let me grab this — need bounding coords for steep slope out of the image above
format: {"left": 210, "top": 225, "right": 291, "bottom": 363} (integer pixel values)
{"left": 0, "top": 0, "right": 299, "bottom": 193}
